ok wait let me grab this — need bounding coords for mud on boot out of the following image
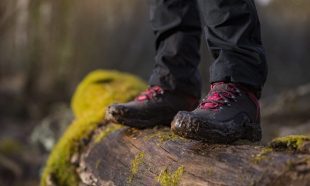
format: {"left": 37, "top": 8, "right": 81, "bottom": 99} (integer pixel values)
{"left": 106, "top": 86, "right": 199, "bottom": 128}
{"left": 171, "top": 82, "right": 262, "bottom": 143}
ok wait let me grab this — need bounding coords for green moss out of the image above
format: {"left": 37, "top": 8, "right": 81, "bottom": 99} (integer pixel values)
{"left": 94, "top": 124, "right": 123, "bottom": 143}
{"left": 95, "top": 159, "right": 101, "bottom": 170}
{"left": 252, "top": 147, "right": 273, "bottom": 164}
{"left": 71, "top": 70, "right": 146, "bottom": 119}
{"left": 269, "top": 135, "right": 310, "bottom": 151}
{"left": 206, "top": 168, "right": 213, "bottom": 177}
{"left": 286, "top": 160, "right": 294, "bottom": 170}
{"left": 128, "top": 152, "right": 145, "bottom": 184}
{"left": 156, "top": 166, "right": 185, "bottom": 186}
{"left": 144, "top": 130, "right": 184, "bottom": 144}
{"left": 40, "top": 70, "right": 146, "bottom": 186}
{"left": 40, "top": 114, "right": 103, "bottom": 186}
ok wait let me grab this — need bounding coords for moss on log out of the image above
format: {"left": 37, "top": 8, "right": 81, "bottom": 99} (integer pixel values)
{"left": 40, "top": 70, "right": 146, "bottom": 186}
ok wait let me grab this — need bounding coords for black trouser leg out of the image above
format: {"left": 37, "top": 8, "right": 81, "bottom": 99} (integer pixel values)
{"left": 197, "top": 0, "right": 267, "bottom": 92}
{"left": 148, "top": 0, "right": 202, "bottom": 99}
{"left": 148, "top": 0, "right": 267, "bottom": 98}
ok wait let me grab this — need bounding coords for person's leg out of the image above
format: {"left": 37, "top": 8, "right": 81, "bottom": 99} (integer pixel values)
{"left": 148, "top": 0, "right": 202, "bottom": 99}
{"left": 198, "top": 0, "right": 267, "bottom": 95}
{"left": 171, "top": 0, "right": 267, "bottom": 143}
{"left": 106, "top": 0, "right": 202, "bottom": 128}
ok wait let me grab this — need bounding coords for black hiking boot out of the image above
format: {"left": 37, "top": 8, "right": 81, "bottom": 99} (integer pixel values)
{"left": 106, "top": 86, "right": 199, "bottom": 128}
{"left": 171, "top": 82, "right": 262, "bottom": 143}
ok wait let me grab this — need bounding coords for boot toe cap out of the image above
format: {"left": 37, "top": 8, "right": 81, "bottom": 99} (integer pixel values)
{"left": 106, "top": 104, "right": 127, "bottom": 120}
{"left": 171, "top": 111, "right": 198, "bottom": 137}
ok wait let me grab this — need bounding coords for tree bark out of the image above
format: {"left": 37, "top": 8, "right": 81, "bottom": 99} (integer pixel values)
{"left": 77, "top": 123, "right": 310, "bottom": 186}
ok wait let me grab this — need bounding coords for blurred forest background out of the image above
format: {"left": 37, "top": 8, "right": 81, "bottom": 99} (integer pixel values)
{"left": 0, "top": 0, "right": 310, "bottom": 185}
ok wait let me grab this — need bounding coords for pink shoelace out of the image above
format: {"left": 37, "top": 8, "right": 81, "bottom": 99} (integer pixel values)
{"left": 199, "top": 83, "right": 240, "bottom": 110}
{"left": 135, "top": 86, "right": 164, "bottom": 101}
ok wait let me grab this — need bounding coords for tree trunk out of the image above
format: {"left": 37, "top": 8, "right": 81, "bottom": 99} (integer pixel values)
{"left": 77, "top": 123, "right": 310, "bottom": 186}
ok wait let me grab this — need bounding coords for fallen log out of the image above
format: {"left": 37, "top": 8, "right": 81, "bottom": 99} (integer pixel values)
{"left": 77, "top": 123, "right": 310, "bottom": 186}
{"left": 41, "top": 70, "right": 310, "bottom": 186}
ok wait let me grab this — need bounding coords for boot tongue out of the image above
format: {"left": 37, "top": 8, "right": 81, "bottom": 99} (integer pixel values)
{"left": 135, "top": 86, "right": 164, "bottom": 102}
{"left": 210, "top": 82, "right": 230, "bottom": 92}
{"left": 212, "top": 82, "right": 260, "bottom": 100}
{"left": 199, "top": 82, "right": 238, "bottom": 110}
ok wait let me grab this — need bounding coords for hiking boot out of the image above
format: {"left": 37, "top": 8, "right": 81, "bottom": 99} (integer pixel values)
{"left": 106, "top": 86, "right": 199, "bottom": 128}
{"left": 171, "top": 82, "right": 262, "bottom": 143}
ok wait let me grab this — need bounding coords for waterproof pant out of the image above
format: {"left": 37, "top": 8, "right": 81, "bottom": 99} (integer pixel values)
{"left": 148, "top": 0, "right": 268, "bottom": 99}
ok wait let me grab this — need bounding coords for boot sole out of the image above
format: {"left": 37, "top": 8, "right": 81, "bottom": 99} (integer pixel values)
{"left": 171, "top": 112, "right": 262, "bottom": 144}
{"left": 105, "top": 107, "right": 173, "bottom": 129}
